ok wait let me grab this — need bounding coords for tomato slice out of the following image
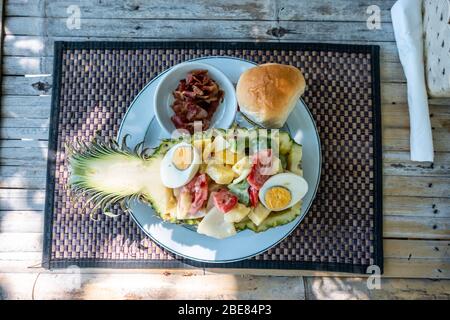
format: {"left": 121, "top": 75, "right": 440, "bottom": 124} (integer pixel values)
{"left": 247, "top": 149, "right": 273, "bottom": 189}
{"left": 248, "top": 186, "right": 259, "bottom": 208}
{"left": 182, "top": 173, "right": 208, "bottom": 214}
{"left": 213, "top": 189, "right": 238, "bottom": 213}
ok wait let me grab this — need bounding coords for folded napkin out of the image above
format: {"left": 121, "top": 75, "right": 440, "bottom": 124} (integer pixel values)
{"left": 391, "top": 0, "right": 434, "bottom": 162}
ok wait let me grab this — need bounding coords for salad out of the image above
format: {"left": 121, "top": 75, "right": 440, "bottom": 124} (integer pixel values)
{"left": 68, "top": 128, "right": 307, "bottom": 239}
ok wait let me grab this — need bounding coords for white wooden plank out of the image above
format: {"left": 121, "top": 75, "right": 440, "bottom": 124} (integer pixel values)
{"left": 384, "top": 216, "right": 450, "bottom": 239}
{"left": 2, "top": 56, "right": 52, "bottom": 75}
{"left": 383, "top": 196, "right": 450, "bottom": 218}
{"left": 278, "top": 0, "right": 395, "bottom": 22}
{"left": 0, "top": 273, "right": 306, "bottom": 300}
{"left": 304, "top": 277, "right": 450, "bottom": 300}
{"left": 369, "top": 278, "right": 450, "bottom": 299}
{"left": 280, "top": 20, "right": 394, "bottom": 41}
{"left": 381, "top": 83, "right": 407, "bottom": 103}
{"left": 5, "top": 17, "right": 394, "bottom": 42}
{"left": 5, "top": 0, "right": 44, "bottom": 17}
{"left": 384, "top": 176, "right": 450, "bottom": 198}
{"left": 0, "top": 273, "right": 36, "bottom": 299}
{"left": 383, "top": 151, "right": 450, "bottom": 176}
{"left": 0, "top": 211, "right": 43, "bottom": 233}
{"left": 383, "top": 128, "right": 450, "bottom": 152}
{"left": 0, "top": 127, "right": 49, "bottom": 140}
{"left": 6, "top": 0, "right": 275, "bottom": 20}
{"left": 0, "top": 233, "right": 42, "bottom": 252}
{"left": 0, "top": 189, "right": 45, "bottom": 211}
{"left": 382, "top": 103, "right": 450, "bottom": 129}
{"left": 6, "top": 0, "right": 394, "bottom": 22}
{"left": 384, "top": 239, "right": 449, "bottom": 260}
{"left": 0, "top": 146, "right": 47, "bottom": 166}
{"left": 1, "top": 118, "right": 49, "bottom": 128}
{"left": 2, "top": 75, "right": 51, "bottom": 95}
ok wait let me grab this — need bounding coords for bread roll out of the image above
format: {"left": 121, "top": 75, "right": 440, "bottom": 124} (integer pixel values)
{"left": 236, "top": 63, "right": 306, "bottom": 128}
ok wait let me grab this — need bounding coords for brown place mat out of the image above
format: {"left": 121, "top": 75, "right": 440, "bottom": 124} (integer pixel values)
{"left": 44, "top": 42, "right": 382, "bottom": 274}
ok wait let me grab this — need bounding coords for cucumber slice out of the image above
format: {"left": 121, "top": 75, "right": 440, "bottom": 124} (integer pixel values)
{"left": 279, "top": 131, "right": 293, "bottom": 155}
{"left": 287, "top": 142, "right": 303, "bottom": 176}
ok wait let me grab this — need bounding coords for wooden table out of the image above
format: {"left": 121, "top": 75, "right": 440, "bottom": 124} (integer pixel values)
{"left": 0, "top": 0, "right": 449, "bottom": 300}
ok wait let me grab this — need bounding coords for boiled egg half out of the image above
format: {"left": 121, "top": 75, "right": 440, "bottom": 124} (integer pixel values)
{"left": 160, "top": 142, "right": 200, "bottom": 188}
{"left": 259, "top": 173, "right": 308, "bottom": 211}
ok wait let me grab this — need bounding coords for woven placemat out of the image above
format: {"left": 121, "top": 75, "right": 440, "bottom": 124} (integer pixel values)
{"left": 44, "top": 42, "right": 382, "bottom": 274}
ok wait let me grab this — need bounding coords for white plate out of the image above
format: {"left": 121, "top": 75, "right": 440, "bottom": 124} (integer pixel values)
{"left": 117, "top": 57, "right": 321, "bottom": 263}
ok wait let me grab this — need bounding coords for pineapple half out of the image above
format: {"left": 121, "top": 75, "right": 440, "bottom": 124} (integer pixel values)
{"left": 67, "top": 128, "right": 303, "bottom": 233}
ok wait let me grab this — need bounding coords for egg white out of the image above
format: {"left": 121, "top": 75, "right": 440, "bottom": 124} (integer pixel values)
{"left": 259, "top": 173, "right": 308, "bottom": 211}
{"left": 160, "top": 142, "right": 200, "bottom": 188}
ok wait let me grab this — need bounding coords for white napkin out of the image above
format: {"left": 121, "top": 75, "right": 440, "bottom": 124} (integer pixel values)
{"left": 391, "top": 0, "right": 434, "bottom": 162}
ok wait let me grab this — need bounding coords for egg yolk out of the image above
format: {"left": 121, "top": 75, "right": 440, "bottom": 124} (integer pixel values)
{"left": 172, "top": 146, "right": 193, "bottom": 170}
{"left": 264, "top": 186, "right": 292, "bottom": 210}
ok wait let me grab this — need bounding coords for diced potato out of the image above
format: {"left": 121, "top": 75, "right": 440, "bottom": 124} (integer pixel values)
{"left": 206, "top": 163, "right": 235, "bottom": 184}
{"left": 279, "top": 131, "right": 293, "bottom": 155}
{"left": 224, "top": 203, "right": 251, "bottom": 223}
{"left": 248, "top": 203, "right": 271, "bottom": 226}
{"left": 287, "top": 143, "right": 303, "bottom": 176}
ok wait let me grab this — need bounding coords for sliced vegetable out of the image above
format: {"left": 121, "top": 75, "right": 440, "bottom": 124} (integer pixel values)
{"left": 279, "top": 131, "right": 293, "bottom": 155}
{"left": 287, "top": 143, "right": 303, "bottom": 176}
{"left": 223, "top": 203, "right": 251, "bottom": 223}
{"left": 228, "top": 180, "right": 250, "bottom": 206}
{"left": 197, "top": 207, "right": 237, "bottom": 239}
{"left": 213, "top": 189, "right": 238, "bottom": 213}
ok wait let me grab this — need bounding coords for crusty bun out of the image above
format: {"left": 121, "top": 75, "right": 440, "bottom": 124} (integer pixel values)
{"left": 236, "top": 63, "right": 305, "bottom": 128}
